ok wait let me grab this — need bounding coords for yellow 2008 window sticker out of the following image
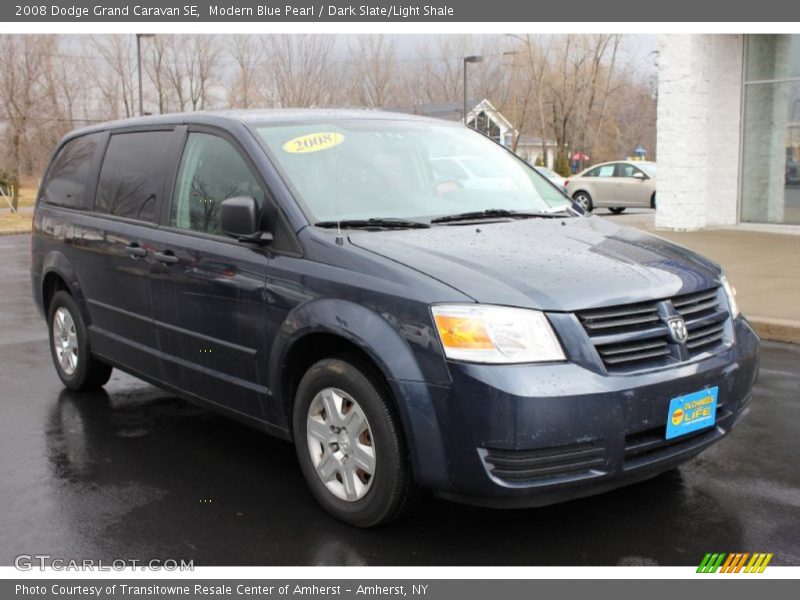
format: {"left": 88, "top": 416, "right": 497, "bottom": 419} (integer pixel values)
{"left": 283, "top": 132, "right": 344, "bottom": 154}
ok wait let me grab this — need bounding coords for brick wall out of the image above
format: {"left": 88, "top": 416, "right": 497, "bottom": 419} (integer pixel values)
{"left": 656, "top": 35, "right": 744, "bottom": 230}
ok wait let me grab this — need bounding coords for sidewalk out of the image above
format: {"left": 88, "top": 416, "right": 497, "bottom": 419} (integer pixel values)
{"left": 613, "top": 211, "right": 800, "bottom": 344}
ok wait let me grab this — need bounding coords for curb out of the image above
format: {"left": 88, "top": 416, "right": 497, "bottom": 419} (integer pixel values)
{"left": 0, "top": 230, "right": 30, "bottom": 237}
{"left": 749, "top": 317, "right": 800, "bottom": 345}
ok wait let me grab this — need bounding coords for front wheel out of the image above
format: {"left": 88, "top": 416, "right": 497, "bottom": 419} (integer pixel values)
{"left": 293, "top": 356, "right": 418, "bottom": 527}
{"left": 48, "top": 291, "right": 112, "bottom": 390}
{"left": 572, "top": 191, "right": 593, "bottom": 212}
{"left": 608, "top": 207, "right": 626, "bottom": 214}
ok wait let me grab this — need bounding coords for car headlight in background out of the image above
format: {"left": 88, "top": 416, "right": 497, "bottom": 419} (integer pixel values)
{"left": 431, "top": 304, "right": 565, "bottom": 363}
{"left": 720, "top": 274, "right": 740, "bottom": 318}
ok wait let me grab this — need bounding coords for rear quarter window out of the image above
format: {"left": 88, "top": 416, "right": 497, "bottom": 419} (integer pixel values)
{"left": 41, "top": 133, "right": 104, "bottom": 209}
{"left": 94, "top": 130, "right": 174, "bottom": 222}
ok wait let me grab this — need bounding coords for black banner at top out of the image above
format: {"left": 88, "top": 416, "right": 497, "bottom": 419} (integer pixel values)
{"left": 3, "top": 0, "right": 800, "bottom": 22}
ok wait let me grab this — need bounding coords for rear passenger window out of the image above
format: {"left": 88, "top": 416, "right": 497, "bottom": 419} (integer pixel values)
{"left": 597, "top": 165, "right": 616, "bottom": 177}
{"left": 95, "top": 130, "right": 174, "bottom": 222}
{"left": 170, "top": 133, "right": 265, "bottom": 235}
{"left": 42, "top": 133, "right": 103, "bottom": 209}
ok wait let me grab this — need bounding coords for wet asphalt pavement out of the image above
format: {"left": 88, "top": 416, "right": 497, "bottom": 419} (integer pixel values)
{"left": 1, "top": 233, "right": 798, "bottom": 567}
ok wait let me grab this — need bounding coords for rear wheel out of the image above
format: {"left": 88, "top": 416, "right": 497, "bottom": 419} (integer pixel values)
{"left": 572, "top": 191, "right": 593, "bottom": 212}
{"left": 608, "top": 207, "right": 626, "bottom": 214}
{"left": 651, "top": 193, "right": 657, "bottom": 209}
{"left": 293, "top": 356, "right": 418, "bottom": 527}
{"left": 48, "top": 291, "right": 112, "bottom": 391}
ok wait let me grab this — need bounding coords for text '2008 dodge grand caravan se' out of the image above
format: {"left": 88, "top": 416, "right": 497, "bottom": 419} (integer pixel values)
{"left": 31, "top": 110, "right": 759, "bottom": 527}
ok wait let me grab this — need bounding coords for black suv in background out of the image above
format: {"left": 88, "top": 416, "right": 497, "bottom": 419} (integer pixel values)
{"left": 31, "top": 110, "right": 759, "bottom": 527}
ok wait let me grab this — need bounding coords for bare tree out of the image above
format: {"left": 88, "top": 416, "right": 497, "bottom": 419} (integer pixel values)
{"left": 265, "top": 35, "right": 341, "bottom": 107}
{"left": 0, "top": 36, "right": 54, "bottom": 206}
{"left": 185, "top": 36, "right": 220, "bottom": 111}
{"left": 163, "top": 36, "right": 189, "bottom": 111}
{"left": 90, "top": 35, "right": 137, "bottom": 119}
{"left": 144, "top": 36, "right": 170, "bottom": 114}
{"left": 229, "top": 35, "right": 264, "bottom": 108}
{"left": 349, "top": 35, "right": 398, "bottom": 107}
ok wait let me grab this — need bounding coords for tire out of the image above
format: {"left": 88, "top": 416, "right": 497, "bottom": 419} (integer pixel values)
{"left": 48, "top": 291, "right": 112, "bottom": 391}
{"left": 292, "top": 356, "right": 418, "bottom": 527}
{"left": 608, "top": 207, "right": 626, "bottom": 214}
{"left": 572, "top": 191, "right": 593, "bottom": 212}
{"left": 651, "top": 193, "right": 657, "bottom": 209}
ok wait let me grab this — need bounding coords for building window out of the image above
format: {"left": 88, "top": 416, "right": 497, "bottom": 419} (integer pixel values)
{"left": 741, "top": 35, "right": 800, "bottom": 225}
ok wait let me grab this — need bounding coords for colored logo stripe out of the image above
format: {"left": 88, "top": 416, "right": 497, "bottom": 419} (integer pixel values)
{"left": 697, "top": 552, "right": 773, "bottom": 573}
{"left": 745, "top": 553, "right": 773, "bottom": 573}
{"left": 697, "top": 553, "right": 726, "bottom": 573}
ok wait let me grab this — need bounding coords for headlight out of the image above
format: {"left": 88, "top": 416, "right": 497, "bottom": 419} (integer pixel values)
{"left": 720, "top": 274, "right": 740, "bottom": 318}
{"left": 431, "top": 304, "right": 565, "bottom": 364}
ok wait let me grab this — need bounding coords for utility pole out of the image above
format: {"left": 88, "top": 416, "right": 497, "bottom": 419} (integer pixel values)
{"left": 503, "top": 51, "right": 519, "bottom": 150}
{"left": 136, "top": 33, "right": 155, "bottom": 117}
{"left": 463, "top": 55, "right": 484, "bottom": 128}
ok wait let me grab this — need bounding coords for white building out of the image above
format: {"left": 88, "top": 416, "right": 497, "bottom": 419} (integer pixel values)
{"left": 657, "top": 34, "right": 800, "bottom": 230}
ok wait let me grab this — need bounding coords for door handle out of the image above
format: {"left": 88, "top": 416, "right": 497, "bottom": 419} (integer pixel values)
{"left": 124, "top": 243, "right": 147, "bottom": 258}
{"left": 154, "top": 250, "right": 179, "bottom": 265}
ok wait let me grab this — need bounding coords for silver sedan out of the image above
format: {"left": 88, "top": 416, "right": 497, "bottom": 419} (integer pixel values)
{"left": 565, "top": 160, "right": 656, "bottom": 214}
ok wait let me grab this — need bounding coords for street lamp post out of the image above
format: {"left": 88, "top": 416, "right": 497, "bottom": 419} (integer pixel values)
{"left": 136, "top": 33, "right": 155, "bottom": 117}
{"left": 503, "top": 50, "right": 519, "bottom": 147}
{"left": 463, "top": 55, "right": 484, "bottom": 128}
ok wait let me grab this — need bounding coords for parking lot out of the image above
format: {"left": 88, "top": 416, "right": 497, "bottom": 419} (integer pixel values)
{"left": 1, "top": 232, "right": 798, "bottom": 566}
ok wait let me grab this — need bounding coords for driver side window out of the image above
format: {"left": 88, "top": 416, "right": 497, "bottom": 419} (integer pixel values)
{"left": 171, "top": 133, "right": 265, "bottom": 235}
{"left": 616, "top": 163, "right": 642, "bottom": 178}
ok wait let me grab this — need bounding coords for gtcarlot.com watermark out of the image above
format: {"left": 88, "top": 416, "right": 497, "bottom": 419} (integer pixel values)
{"left": 14, "top": 554, "right": 194, "bottom": 571}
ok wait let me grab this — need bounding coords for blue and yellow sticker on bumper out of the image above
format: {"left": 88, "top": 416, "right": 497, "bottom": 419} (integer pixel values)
{"left": 665, "top": 386, "right": 718, "bottom": 440}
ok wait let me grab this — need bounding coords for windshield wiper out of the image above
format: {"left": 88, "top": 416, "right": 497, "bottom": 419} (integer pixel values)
{"left": 430, "top": 209, "right": 568, "bottom": 224}
{"left": 315, "top": 218, "right": 430, "bottom": 230}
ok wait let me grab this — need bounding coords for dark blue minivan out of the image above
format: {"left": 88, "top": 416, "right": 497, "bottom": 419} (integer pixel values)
{"left": 31, "top": 110, "right": 759, "bottom": 526}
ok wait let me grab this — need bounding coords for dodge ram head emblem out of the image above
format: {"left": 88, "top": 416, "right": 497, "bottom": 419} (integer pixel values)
{"left": 667, "top": 316, "right": 688, "bottom": 343}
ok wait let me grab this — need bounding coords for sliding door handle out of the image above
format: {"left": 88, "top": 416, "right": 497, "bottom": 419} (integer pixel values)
{"left": 154, "top": 250, "right": 179, "bottom": 265}
{"left": 124, "top": 244, "right": 147, "bottom": 258}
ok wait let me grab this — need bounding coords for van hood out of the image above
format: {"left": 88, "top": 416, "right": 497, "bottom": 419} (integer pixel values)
{"left": 347, "top": 216, "right": 721, "bottom": 311}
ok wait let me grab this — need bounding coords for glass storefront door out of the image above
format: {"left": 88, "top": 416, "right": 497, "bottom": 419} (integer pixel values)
{"left": 741, "top": 35, "right": 800, "bottom": 225}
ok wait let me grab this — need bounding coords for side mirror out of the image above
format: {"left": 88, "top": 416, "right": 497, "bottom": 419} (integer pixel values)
{"left": 633, "top": 171, "right": 647, "bottom": 180}
{"left": 220, "top": 196, "right": 273, "bottom": 244}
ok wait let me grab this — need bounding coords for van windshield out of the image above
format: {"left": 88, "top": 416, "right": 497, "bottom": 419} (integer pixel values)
{"left": 254, "top": 119, "right": 571, "bottom": 223}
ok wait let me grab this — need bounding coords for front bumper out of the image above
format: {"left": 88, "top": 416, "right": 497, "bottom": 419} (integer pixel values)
{"left": 399, "top": 317, "right": 759, "bottom": 508}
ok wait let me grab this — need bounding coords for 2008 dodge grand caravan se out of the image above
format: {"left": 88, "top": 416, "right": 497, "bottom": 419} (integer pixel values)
{"left": 32, "top": 110, "right": 759, "bottom": 527}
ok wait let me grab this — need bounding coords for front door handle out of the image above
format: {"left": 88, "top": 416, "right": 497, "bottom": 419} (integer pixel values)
{"left": 154, "top": 250, "right": 179, "bottom": 265}
{"left": 124, "top": 243, "right": 147, "bottom": 258}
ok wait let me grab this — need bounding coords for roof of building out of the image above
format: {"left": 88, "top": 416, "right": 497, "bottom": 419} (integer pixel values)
{"left": 380, "top": 99, "right": 482, "bottom": 122}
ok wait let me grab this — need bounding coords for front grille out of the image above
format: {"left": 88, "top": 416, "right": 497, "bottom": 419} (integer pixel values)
{"left": 576, "top": 287, "right": 729, "bottom": 372}
{"left": 482, "top": 442, "right": 607, "bottom": 483}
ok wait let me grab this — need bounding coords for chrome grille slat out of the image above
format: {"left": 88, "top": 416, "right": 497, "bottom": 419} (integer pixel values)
{"left": 602, "top": 347, "right": 671, "bottom": 365}
{"left": 588, "top": 325, "right": 669, "bottom": 346}
{"left": 582, "top": 314, "right": 660, "bottom": 331}
{"left": 579, "top": 304, "right": 659, "bottom": 320}
{"left": 675, "top": 298, "right": 719, "bottom": 316}
{"left": 685, "top": 309, "right": 728, "bottom": 330}
{"left": 598, "top": 339, "right": 670, "bottom": 356}
{"left": 672, "top": 290, "right": 718, "bottom": 307}
{"left": 687, "top": 335, "right": 724, "bottom": 350}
